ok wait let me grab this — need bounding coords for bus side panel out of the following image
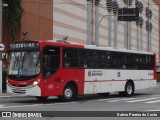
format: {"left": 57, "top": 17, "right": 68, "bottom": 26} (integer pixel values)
{"left": 139, "top": 70, "right": 156, "bottom": 89}
{"left": 84, "top": 69, "right": 125, "bottom": 94}
{"left": 59, "top": 69, "right": 85, "bottom": 95}
{"left": 83, "top": 69, "right": 156, "bottom": 94}
{"left": 41, "top": 69, "right": 84, "bottom": 96}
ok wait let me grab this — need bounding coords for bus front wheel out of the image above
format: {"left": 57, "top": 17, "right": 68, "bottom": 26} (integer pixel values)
{"left": 59, "top": 84, "right": 77, "bottom": 102}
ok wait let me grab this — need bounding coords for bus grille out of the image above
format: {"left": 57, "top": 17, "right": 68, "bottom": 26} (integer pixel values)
{"left": 12, "top": 88, "right": 26, "bottom": 94}
{"left": 11, "top": 84, "right": 28, "bottom": 87}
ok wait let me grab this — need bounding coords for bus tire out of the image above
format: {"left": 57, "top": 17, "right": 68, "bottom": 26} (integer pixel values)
{"left": 124, "top": 82, "right": 134, "bottom": 97}
{"left": 36, "top": 96, "right": 48, "bottom": 101}
{"left": 59, "top": 84, "right": 76, "bottom": 102}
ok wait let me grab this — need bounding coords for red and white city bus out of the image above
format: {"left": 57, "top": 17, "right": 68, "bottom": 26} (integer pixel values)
{"left": 6, "top": 40, "right": 157, "bottom": 101}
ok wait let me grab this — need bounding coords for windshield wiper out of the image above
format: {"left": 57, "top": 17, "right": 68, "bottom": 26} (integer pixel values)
{"left": 12, "top": 52, "right": 20, "bottom": 70}
{"left": 21, "top": 51, "right": 31, "bottom": 68}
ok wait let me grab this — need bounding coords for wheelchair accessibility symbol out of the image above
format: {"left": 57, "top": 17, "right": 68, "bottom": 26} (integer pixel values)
{"left": 19, "top": 69, "right": 24, "bottom": 75}
{"left": 117, "top": 72, "right": 121, "bottom": 77}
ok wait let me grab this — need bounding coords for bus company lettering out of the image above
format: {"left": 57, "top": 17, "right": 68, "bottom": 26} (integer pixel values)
{"left": 88, "top": 70, "right": 103, "bottom": 77}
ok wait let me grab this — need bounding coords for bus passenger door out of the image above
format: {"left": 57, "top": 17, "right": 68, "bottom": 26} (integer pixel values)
{"left": 42, "top": 46, "right": 61, "bottom": 96}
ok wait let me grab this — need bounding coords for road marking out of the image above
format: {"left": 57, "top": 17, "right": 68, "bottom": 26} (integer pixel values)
{"left": 126, "top": 97, "right": 160, "bottom": 103}
{"left": 83, "top": 97, "right": 128, "bottom": 103}
{"left": 145, "top": 99, "right": 160, "bottom": 103}
{"left": 0, "top": 95, "right": 31, "bottom": 98}
{"left": 0, "top": 102, "right": 77, "bottom": 109}
{"left": 0, "top": 105, "right": 5, "bottom": 108}
{"left": 0, "top": 104, "right": 43, "bottom": 109}
{"left": 146, "top": 109, "right": 160, "bottom": 111}
{"left": 107, "top": 97, "right": 144, "bottom": 102}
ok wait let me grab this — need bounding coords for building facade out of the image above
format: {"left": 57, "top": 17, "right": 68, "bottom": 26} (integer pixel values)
{"left": 3, "top": 0, "right": 160, "bottom": 62}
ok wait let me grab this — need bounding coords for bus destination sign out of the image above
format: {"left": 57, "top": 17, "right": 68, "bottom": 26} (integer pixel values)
{"left": 10, "top": 42, "right": 39, "bottom": 50}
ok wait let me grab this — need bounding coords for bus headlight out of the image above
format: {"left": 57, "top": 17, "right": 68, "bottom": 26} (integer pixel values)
{"left": 28, "top": 79, "right": 40, "bottom": 88}
{"left": 33, "top": 79, "right": 40, "bottom": 86}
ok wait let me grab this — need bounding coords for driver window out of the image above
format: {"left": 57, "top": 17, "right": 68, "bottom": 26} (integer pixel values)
{"left": 43, "top": 46, "right": 60, "bottom": 78}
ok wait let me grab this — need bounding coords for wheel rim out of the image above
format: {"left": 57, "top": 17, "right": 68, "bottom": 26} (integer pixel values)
{"left": 127, "top": 85, "right": 132, "bottom": 95}
{"left": 64, "top": 88, "right": 73, "bottom": 99}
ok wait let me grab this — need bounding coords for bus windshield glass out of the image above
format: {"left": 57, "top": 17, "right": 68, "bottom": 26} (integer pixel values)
{"left": 9, "top": 51, "right": 40, "bottom": 77}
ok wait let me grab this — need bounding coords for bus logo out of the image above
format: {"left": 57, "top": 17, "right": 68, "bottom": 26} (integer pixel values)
{"left": 88, "top": 71, "right": 91, "bottom": 77}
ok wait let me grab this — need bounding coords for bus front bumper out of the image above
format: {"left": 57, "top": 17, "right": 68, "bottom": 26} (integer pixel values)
{"left": 7, "top": 83, "right": 41, "bottom": 96}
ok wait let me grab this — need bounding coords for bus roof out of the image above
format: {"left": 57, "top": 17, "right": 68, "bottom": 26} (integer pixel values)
{"left": 12, "top": 40, "right": 154, "bottom": 55}
{"left": 85, "top": 45, "right": 154, "bottom": 55}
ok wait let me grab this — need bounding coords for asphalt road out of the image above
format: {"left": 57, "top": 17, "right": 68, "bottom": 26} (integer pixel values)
{"left": 0, "top": 84, "right": 160, "bottom": 120}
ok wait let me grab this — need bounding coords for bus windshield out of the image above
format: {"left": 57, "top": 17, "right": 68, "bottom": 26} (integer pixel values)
{"left": 9, "top": 51, "right": 40, "bottom": 77}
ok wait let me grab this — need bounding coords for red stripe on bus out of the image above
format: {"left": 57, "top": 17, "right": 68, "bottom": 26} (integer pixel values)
{"left": 84, "top": 79, "right": 154, "bottom": 82}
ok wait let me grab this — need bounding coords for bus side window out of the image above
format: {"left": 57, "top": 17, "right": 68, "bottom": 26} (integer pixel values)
{"left": 145, "top": 56, "right": 149, "bottom": 69}
{"left": 130, "top": 54, "right": 138, "bottom": 69}
{"left": 79, "top": 49, "right": 93, "bottom": 68}
{"left": 93, "top": 51, "right": 100, "bottom": 68}
{"left": 120, "top": 53, "right": 130, "bottom": 69}
{"left": 106, "top": 52, "right": 112, "bottom": 68}
{"left": 148, "top": 55, "right": 154, "bottom": 70}
{"left": 100, "top": 52, "right": 107, "bottom": 69}
{"left": 112, "top": 52, "right": 118, "bottom": 68}
{"left": 139, "top": 55, "right": 146, "bottom": 70}
{"left": 63, "top": 48, "right": 78, "bottom": 68}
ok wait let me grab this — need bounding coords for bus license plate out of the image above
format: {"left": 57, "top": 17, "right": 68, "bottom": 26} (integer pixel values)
{"left": 14, "top": 89, "right": 21, "bottom": 93}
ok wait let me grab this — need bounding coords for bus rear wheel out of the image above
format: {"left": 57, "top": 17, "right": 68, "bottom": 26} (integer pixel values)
{"left": 59, "top": 84, "right": 77, "bottom": 102}
{"left": 119, "top": 82, "right": 134, "bottom": 97}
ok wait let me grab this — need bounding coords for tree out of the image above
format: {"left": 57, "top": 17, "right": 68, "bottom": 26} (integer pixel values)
{"left": 3, "top": 0, "right": 24, "bottom": 42}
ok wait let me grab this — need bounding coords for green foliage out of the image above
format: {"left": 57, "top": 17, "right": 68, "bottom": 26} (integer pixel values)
{"left": 3, "top": 0, "right": 24, "bottom": 41}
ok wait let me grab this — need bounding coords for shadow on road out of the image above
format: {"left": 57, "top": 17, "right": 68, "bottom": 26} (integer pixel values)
{"left": 5, "top": 92, "right": 154, "bottom": 104}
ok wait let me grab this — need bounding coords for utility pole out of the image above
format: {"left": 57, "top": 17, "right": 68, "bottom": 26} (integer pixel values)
{"left": 87, "top": 0, "right": 92, "bottom": 45}
{"left": 0, "top": 0, "right": 8, "bottom": 95}
{"left": 0, "top": 0, "right": 2, "bottom": 43}
{"left": 112, "top": 0, "right": 118, "bottom": 48}
{"left": 106, "top": 0, "right": 112, "bottom": 47}
{"left": 146, "top": 0, "right": 152, "bottom": 52}
{"left": 136, "top": 19, "right": 140, "bottom": 51}
{"left": 148, "top": 0, "right": 150, "bottom": 52}
{"left": 0, "top": 0, "right": 2, "bottom": 95}
{"left": 95, "top": 0, "right": 100, "bottom": 46}
{"left": 91, "top": 0, "right": 94, "bottom": 45}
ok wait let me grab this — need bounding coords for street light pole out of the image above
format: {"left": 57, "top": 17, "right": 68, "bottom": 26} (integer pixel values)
{"left": 0, "top": 0, "right": 8, "bottom": 95}
{"left": 95, "top": 15, "right": 113, "bottom": 30}
{"left": 0, "top": 0, "right": 2, "bottom": 95}
{"left": 148, "top": 0, "right": 150, "bottom": 52}
{"left": 95, "top": 0, "right": 100, "bottom": 46}
{"left": 0, "top": 0, "right": 2, "bottom": 43}
{"left": 0, "top": 2, "right": 7, "bottom": 43}
{"left": 87, "top": 0, "right": 92, "bottom": 45}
